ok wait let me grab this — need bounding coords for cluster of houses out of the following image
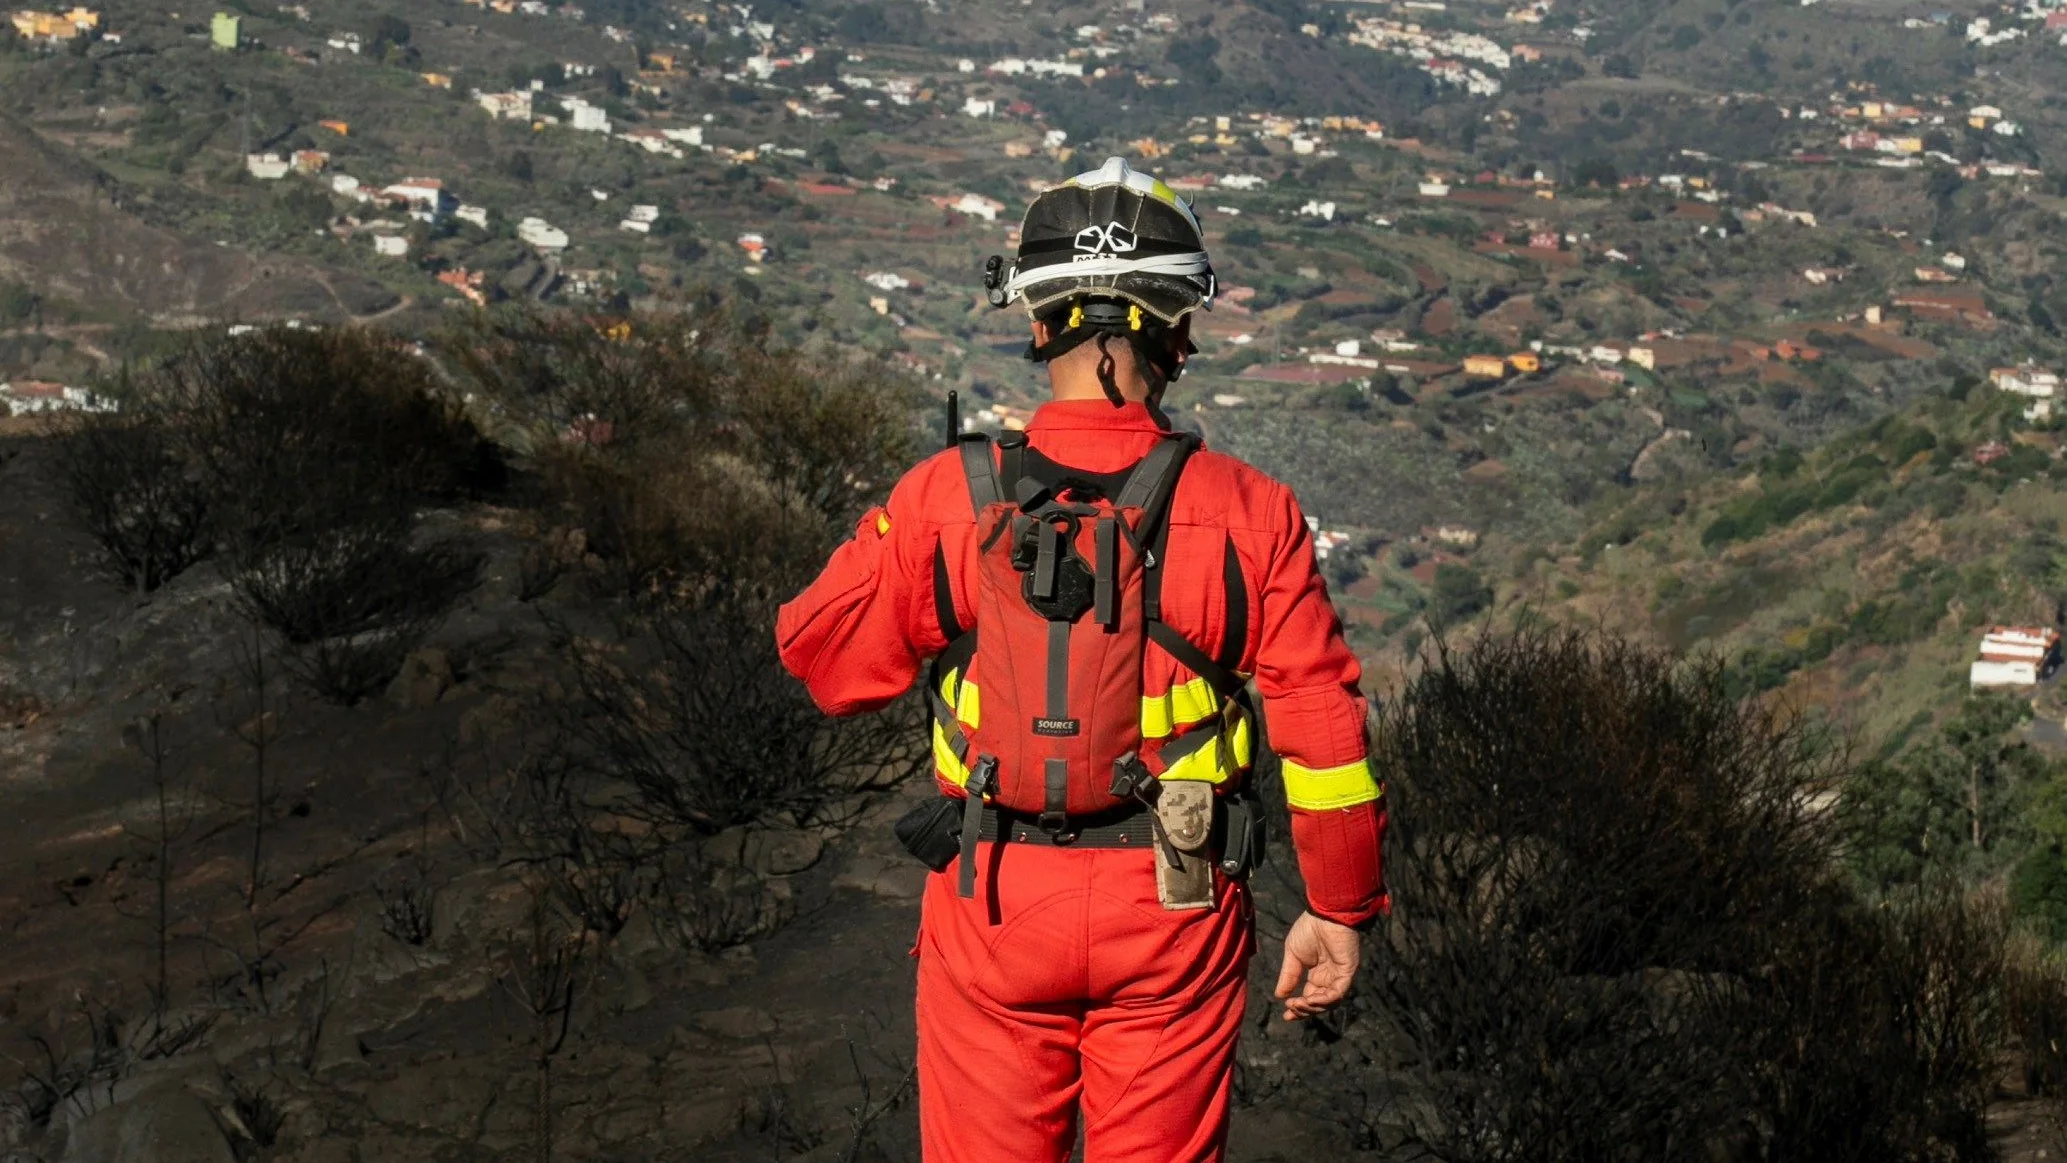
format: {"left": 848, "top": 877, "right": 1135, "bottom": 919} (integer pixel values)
{"left": 472, "top": 83, "right": 711, "bottom": 161}
{"left": 1970, "top": 627, "right": 2061, "bottom": 690}
{"left": 1344, "top": 15, "right": 1512, "bottom": 95}
{"left": 0, "top": 381, "right": 110, "bottom": 417}
{"left": 459, "top": 0, "right": 586, "bottom": 21}
{"left": 241, "top": 147, "right": 606, "bottom": 263}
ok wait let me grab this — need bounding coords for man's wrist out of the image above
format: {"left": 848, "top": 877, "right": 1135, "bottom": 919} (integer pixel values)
{"left": 1305, "top": 902, "right": 1382, "bottom": 932}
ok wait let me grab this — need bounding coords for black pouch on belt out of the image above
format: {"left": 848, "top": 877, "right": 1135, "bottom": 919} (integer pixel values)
{"left": 893, "top": 797, "right": 964, "bottom": 872}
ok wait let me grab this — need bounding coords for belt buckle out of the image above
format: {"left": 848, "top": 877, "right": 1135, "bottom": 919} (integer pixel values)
{"left": 1037, "top": 810, "right": 1077, "bottom": 844}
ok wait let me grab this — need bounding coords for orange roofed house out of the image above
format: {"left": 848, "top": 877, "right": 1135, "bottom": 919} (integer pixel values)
{"left": 1463, "top": 354, "right": 1509, "bottom": 378}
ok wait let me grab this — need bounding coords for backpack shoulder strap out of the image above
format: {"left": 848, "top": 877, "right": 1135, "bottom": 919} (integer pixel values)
{"left": 1115, "top": 433, "right": 1197, "bottom": 514}
{"left": 1125, "top": 434, "right": 1198, "bottom": 622}
{"left": 955, "top": 432, "right": 1001, "bottom": 518}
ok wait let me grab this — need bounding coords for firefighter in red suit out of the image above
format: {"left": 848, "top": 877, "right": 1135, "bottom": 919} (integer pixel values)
{"left": 776, "top": 157, "right": 1384, "bottom": 1163}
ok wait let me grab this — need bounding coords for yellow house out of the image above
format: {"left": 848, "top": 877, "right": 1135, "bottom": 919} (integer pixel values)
{"left": 1862, "top": 100, "right": 1884, "bottom": 120}
{"left": 648, "top": 51, "right": 676, "bottom": 71}
{"left": 11, "top": 8, "right": 98, "bottom": 39}
{"left": 1890, "top": 136, "right": 1924, "bottom": 154}
{"left": 1507, "top": 352, "right": 1541, "bottom": 374}
{"left": 422, "top": 72, "right": 453, "bottom": 88}
{"left": 1464, "top": 354, "right": 1510, "bottom": 379}
{"left": 1534, "top": 188, "right": 1556, "bottom": 200}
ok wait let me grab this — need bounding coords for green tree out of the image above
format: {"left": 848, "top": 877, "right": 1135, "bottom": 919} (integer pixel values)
{"left": 2012, "top": 772, "right": 2067, "bottom": 939}
{"left": 1431, "top": 563, "right": 1492, "bottom": 625}
{"left": 1846, "top": 694, "right": 2042, "bottom": 890}
{"left": 1943, "top": 694, "right": 2038, "bottom": 851}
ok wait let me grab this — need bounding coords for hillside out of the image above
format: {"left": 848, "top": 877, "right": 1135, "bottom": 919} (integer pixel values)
{"left": 1357, "top": 378, "right": 2067, "bottom": 753}
{"left": 0, "top": 112, "right": 398, "bottom": 328}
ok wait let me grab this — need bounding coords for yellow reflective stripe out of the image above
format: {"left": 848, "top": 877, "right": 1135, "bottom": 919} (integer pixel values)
{"left": 1282, "top": 758, "right": 1382, "bottom": 811}
{"left": 938, "top": 669, "right": 980, "bottom": 728}
{"left": 1161, "top": 716, "right": 1253, "bottom": 785}
{"left": 934, "top": 667, "right": 979, "bottom": 788}
{"left": 932, "top": 722, "right": 970, "bottom": 787}
{"left": 1140, "top": 675, "right": 1220, "bottom": 739}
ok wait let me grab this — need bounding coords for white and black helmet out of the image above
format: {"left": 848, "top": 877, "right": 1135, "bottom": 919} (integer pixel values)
{"left": 987, "top": 156, "right": 1216, "bottom": 326}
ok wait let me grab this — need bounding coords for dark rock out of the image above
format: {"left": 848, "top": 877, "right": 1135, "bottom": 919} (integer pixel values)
{"left": 385, "top": 649, "right": 453, "bottom": 711}
{"left": 60, "top": 1081, "right": 235, "bottom": 1163}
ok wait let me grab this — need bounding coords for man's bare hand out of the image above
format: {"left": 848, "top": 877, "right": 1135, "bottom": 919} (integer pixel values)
{"left": 1273, "top": 911, "right": 1361, "bottom": 1021}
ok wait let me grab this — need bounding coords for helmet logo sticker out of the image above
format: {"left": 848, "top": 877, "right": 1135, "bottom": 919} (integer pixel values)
{"left": 1073, "top": 221, "right": 1138, "bottom": 259}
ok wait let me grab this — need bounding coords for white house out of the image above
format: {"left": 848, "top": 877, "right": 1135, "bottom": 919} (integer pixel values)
{"left": 517, "top": 216, "right": 569, "bottom": 251}
{"left": 382, "top": 178, "right": 454, "bottom": 221}
{"left": 476, "top": 90, "right": 533, "bottom": 120}
{"left": 952, "top": 193, "right": 1005, "bottom": 221}
{"left": 962, "top": 97, "right": 996, "bottom": 118}
{"left": 1217, "top": 174, "right": 1267, "bottom": 191}
{"left": 1417, "top": 181, "right": 1450, "bottom": 197}
{"left": 372, "top": 235, "right": 410, "bottom": 257}
{"left": 1300, "top": 200, "right": 1336, "bottom": 221}
{"left": 570, "top": 104, "right": 611, "bottom": 134}
{"left": 245, "top": 153, "right": 291, "bottom": 180}
{"left": 1990, "top": 365, "right": 2060, "bottom": 398}
{"left": 455, "top": 204, "right": 490, "bottom": 229}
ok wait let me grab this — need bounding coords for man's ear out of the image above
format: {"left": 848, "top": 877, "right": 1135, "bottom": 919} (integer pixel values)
{"left": 1171, "top": 315, "right": 1194, "bottom": 371}
{"left": 1030, "top": 316, "right": 1054, "bottom": 346}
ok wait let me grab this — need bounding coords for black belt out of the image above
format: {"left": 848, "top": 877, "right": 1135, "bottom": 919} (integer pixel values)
{"left": 976, "top": 802, "right": 1158, "bottom": 847}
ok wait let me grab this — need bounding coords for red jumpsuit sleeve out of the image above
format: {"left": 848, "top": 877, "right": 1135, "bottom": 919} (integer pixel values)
{"left": 1251, "top": 482, "right": 1387, "bottom": 928}
{"left": 775, "top": 461, "right": 947, "bottom": 717}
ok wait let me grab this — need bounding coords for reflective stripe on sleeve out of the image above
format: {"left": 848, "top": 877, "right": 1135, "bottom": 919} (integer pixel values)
{"left": 1282, "top": 757, "right": 1382, "bottom": 811}
{"left": 1140, "top": 674, "right": 1219, "bottom": 739}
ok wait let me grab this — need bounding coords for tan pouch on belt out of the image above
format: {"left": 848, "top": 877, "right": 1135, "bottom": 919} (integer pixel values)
{"left": 1153, "top": 780, "right": 1216, "bottom": 911}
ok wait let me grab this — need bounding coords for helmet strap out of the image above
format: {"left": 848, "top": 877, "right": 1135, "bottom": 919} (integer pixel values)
{"left": 1093, "top": 334, "right": 1125, "bottom": 408}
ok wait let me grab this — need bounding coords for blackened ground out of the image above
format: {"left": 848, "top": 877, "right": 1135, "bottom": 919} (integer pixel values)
{"left": 0, "top": 424, "right": 2054, "bottom": 1162}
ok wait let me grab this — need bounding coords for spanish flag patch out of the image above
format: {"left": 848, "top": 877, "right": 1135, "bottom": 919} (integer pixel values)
{"left": 873, "top": 509, "right": 892, "bottom": 537}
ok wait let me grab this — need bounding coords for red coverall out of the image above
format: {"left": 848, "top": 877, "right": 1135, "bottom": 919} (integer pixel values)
{"left": 777, "top": 399, "right": 1385, "bottom": 1163}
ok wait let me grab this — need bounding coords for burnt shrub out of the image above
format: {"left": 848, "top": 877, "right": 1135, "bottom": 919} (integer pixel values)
{"left": 231, "top": 521, "right": 482, "bottom": 704}
{"left": 158, "top": 326, "right": 499, "bottom": 544}
{"left": 550, "top": 585, "right": 925, "bottom": 835}
{"left": 1324, "top": 626, "right": 2009, "bottom": 1162}
{"left": 51, "top": 407, "right": 212, "bottom": 593}
{"left": 447, "top": 308, "right": 920, "bottom": 600}
{"left": 83, "top": 325, "right": 498, "bottom": 700}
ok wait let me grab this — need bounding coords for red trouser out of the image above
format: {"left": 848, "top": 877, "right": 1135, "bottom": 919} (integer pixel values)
{"left": 915, "top": 839, "right": 1256, "bottom": 1163}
